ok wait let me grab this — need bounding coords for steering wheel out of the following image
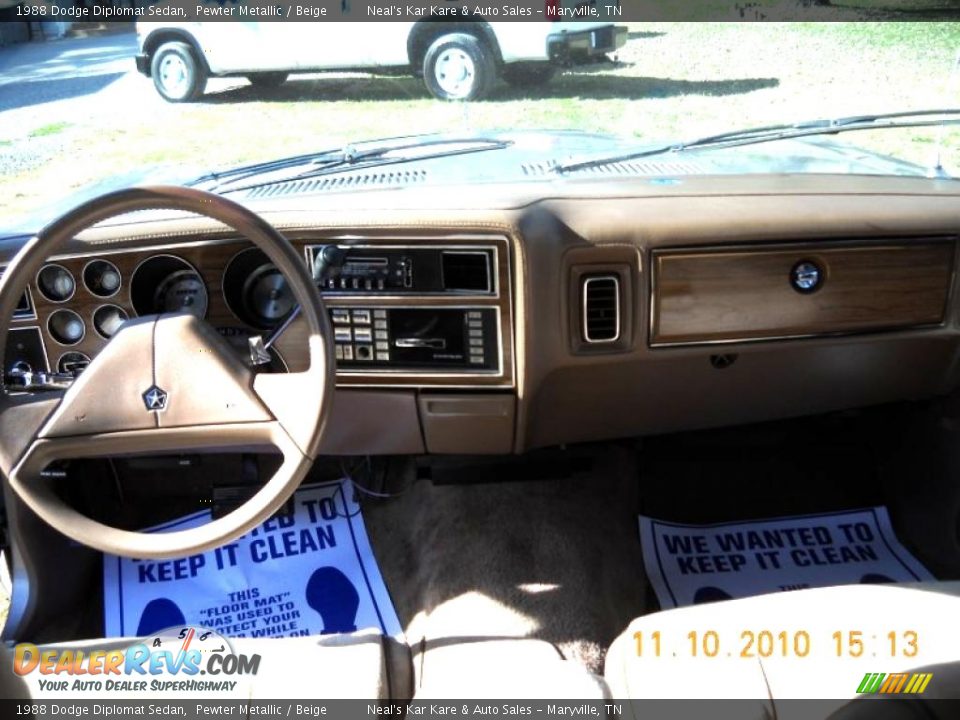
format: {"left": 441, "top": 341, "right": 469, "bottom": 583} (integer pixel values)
{"left": 0, "top": 187, "right": 334, "bottom": 559}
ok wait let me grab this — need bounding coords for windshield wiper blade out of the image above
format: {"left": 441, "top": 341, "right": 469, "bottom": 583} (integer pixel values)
{"left": 187, "top": 132, "right": 438, "bottom": 189}
{"left": 207, "top": 137, "right": 511, "bottom": 194}
{"left": 554, "top": 109, "right": 960, "bottom": 174}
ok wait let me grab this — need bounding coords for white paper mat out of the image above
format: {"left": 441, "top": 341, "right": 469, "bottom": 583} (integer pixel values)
{"left": 104, "top": 479, "right": 402, "bottom": 639}
{"left": 639, "top": 506, "right": 934, "bottom": 609}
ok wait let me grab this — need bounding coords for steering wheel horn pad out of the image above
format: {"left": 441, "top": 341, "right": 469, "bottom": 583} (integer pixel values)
{"left": 41, "top": 313, "right": 273, "bottom": 438}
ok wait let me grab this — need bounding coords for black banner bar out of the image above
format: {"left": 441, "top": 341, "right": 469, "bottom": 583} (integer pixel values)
{"left": 3, "top": 0, "right": 960, "bottom": 23}
{"left": 3, "top": 698, "right": 960, "bottom": 720}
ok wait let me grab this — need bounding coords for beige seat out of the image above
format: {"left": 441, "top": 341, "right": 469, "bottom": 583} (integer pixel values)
{"left": 414, "top": 637, "right": 610, "bottom": 699}
{"left": 3, "top": 630, "right": 410, "bottom": 701}
{"left": 606, "top": 583, "right": 960, "bottom": 719}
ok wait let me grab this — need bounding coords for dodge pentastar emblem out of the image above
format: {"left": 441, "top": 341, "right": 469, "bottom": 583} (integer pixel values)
{"left": 142, "top": 385, "right": 168, "bottom": 411}
{"left": 790, "top": 260, "right": 823, "bottom": 294}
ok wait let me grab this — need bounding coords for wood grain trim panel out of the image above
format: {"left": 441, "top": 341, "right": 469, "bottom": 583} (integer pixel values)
{"left": 651, "top": 240, "right": 956, "bottom": 346}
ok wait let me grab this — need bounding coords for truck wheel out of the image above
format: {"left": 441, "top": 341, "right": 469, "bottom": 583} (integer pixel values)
{"left": 247, "top": 72, "right": 288, "bottom": 89}
{"left": 151, "top": 41, "right": 207, "bottom": 103}
{"left": 423, "top": 33, "right": 495, "bottom": 101}
{"left": 502, "top": 63, "right": 556, "bottom": 88}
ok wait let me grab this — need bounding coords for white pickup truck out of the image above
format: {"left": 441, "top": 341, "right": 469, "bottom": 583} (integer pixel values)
{"left": 135, "top": 18, "right": 628, "bottom": 102}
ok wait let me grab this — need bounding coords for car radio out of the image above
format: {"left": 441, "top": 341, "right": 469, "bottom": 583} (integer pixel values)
{"left": 305, "top": 245, "right": 495, "bottom": 295}
{"left": 328, "top": 306, "right": 499, "bottom": 372}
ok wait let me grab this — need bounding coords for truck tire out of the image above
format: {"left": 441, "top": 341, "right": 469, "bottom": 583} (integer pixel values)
{"left": 422, "top": 33, "right": 496, "bottom": 101}
{"left": 247, "top": 72, "right": 288, "bottom": 89}
{"left": 151, "top": 41, "right": 207, "bottom": 103}
{"left": 502, "top": 62, "right": 556, "bottom": 88}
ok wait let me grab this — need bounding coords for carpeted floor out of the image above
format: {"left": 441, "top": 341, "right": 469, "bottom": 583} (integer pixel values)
{"left": 363, "top": 445, "right": 649, "bottom": 674}
{"left": 361, "top": 407, "right": 960, "bottom": 677}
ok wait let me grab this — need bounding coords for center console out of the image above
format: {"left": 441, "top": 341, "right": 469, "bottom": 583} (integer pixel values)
{"left": 278, "top": 237, "right": 514, "bottom": 388}
{"left": 328, "top": 306, "right": 500, "bottom": 372}
{"left": 296, "top": 236, "right": 517, "bottom": 455}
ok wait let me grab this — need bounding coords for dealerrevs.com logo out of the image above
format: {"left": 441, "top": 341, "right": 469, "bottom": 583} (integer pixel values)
{"left": 12, "top": 626, "right": 260, "bottom": 693}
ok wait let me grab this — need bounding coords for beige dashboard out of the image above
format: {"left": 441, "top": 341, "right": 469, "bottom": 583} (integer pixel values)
{"left": 5, "top": 174, "right": 960, "bottom": 455}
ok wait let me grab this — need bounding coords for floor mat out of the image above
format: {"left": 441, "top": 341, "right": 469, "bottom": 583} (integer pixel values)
{"left": 103, "top": 480, "right": 402, "bottom": 639}
{"left": 640, "top": 507, "right": 934, "bottom": 609}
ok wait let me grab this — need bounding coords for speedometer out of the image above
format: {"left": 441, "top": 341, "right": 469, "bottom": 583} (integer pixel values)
{"left": 153, "top": 270, "right": 208, "bottom": 319}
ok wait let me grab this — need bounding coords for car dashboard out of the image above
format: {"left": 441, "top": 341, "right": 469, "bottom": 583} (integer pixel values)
{"left": 4, "top": 173, "right": 960, "bottom": 456}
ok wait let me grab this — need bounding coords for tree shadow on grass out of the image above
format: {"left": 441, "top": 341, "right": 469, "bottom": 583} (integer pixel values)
{"left": 200, "top": 73, "right": 780, "bottom": 105}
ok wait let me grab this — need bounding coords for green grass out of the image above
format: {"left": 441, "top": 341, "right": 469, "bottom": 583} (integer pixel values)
{"left": 3, "top": 22, "right": 960, "bottom": 222}
{"left": 27, "top": 121, "right": 72, "bottom": 138}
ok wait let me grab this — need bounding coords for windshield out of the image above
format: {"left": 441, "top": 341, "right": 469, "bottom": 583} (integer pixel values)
{"left": 2, "top": 10, "right": 959, "bottom": 226}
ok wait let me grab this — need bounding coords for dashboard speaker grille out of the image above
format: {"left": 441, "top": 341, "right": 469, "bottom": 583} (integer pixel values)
{"left": 243, "top": 170, "right": 428, "bottom": 198}
{"left": 582, "top": 275, "right": 620, "bottom": 343}
{"left": 522, "top": 159, "right": 711, "bottom": 177}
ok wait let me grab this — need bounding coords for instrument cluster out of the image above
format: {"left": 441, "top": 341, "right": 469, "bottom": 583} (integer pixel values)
{"left": 5, "top": 235, "right": 512, "bottom": 390}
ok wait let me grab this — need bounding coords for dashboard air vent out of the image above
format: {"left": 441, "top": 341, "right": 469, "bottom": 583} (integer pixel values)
{"left": 242, "top": 170, "right": 428, "bottom": 198}
{"left": 441, "top": 251, "right": 492, "bottom": 293}
{"left": 581, "top": 275, "right": 620, "bottom": 343}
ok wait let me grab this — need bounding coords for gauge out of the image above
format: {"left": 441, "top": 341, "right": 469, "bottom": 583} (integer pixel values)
{"left": 243, "top": 264, "right": 295, "bottom": 327}
{"left": 83, "top": 259, "right": 121, "bottom": 297}
{"left": 153, "top": 270, "right": 208, "bottom": 319}
{"left": 130, "top": 255, "right": 206, "bottom": 319}
{"left": 57, "top": 352, "right": 90, "bottom": 376}
{"left": 223, "top": 248, "right": 290, "bottom": 329}
{"left": 93, "top": 304, "right": 129, "bottom": 339}
{"left": 48, "top": 309, "right": 85, "bottom": 345}
{"left": 37, "top": 264, "right": 75, "bottom": 302}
